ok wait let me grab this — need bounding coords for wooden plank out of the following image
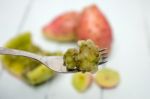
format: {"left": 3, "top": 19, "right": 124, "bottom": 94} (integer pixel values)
{"left": 0, "top": 0, "right": 33, "bottom": 99}
{"left": 0, "top": 0, "right": 150, "bottom": 99}
{"left": 141, "top": 0, "right": 150, "bottom": 52}
{"left": 0, "top": 0, "right": 30, "bottom": 46}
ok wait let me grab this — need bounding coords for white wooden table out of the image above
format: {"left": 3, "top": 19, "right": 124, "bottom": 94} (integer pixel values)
{"left": 0, "top": 0, "right": 150, "bottom": 99}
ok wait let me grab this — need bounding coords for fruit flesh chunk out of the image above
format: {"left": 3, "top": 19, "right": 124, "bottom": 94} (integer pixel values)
{"left": 25, "top": 65, "right": 55, "bottom": 85}
{"left": 63, "top": 48, "right": 78, "bottom": 70}
{"left": 72, "top": 72, "right": 92, "bottom": 92}
{"left": 2, "top": 33, "right": 41, "bottom": 77}
{"left": 77, "top": 40, "right": 101, "bottom": 72}
{"left": 64, "top": 39, "right": 101, "bottom": 72}
{"left": 1, "top": 33, "right": 62, "bottom": 85}
{"left": 43, "top": 12, "right": 79, "bottom": 42}
{"left": 95, "top": 68, "right": 120, "bottom": 88}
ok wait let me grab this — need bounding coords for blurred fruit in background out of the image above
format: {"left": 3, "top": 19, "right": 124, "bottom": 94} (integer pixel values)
{"left": 71, "top": 67, "right": 120, "bottom": 92}
{"left": 43, "top": 12, "right": 79, "bottom": 42}
{"left": 72, "top": 72, "right": 92, "bottom": 92}
{"left": 95, "top": 68, "right": 120, "bottom": 88}
{"left": 24, "top": 64, "right": 55, "bottom": 85}
{"left": 77, "top": 5, "right": 112, "bottom": 51}
{"left": 1, "top": 33, "right": 63, "bottom": 85}
{"left": 42, "top": 4, "right": 112, "bottom": 52}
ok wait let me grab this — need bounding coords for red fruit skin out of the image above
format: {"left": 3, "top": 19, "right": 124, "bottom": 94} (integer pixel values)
{"left": 43, "top": 12, "right": 79, "bottom": 42}
{"left": 77, "top": 5, "right": 112, "bottom": 51}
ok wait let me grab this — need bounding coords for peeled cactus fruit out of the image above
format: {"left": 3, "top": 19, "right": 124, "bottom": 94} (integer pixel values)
{"left": 8, "top": 63, "right": 25, "bottom": 77}
{"left": 72, "top": 72, "right": 92, "bottom": 92}
{"left": 63, "top": 48, "right": 78, "bottom": 70}
{"left": 64, "top": 39, "right": 101, "bottom": 72}
{"left": 43, "top": 12, "right": 79, "bottom": 42}
{"left": 77, "top": 40, "right": 101, "bottom": 72}
{"left": 2, "top": 33, "right": 41, "bottom": 76}
{"left": 1, "top": 33, "right": 58, "bottom": 85}
{"left": 95, "top": 68, "right": 120, "bottom": 88}
{"left": 25, "top": 65, "right": 55, "bottom": 85}
{"left": 5, "top": 32, "right": 31, "bottom": 49}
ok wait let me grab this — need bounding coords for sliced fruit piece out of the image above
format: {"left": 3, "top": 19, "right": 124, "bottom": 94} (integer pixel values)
{"left": 5, "top": 32, "right": 31, "bottom": 49}
{"left": 72, "top": 72, "right": 92, "bottom": 92}
{"left": 10, "top": 63, "right": 26, "bottom": 77}
{"left": 25, "top": 65, "right": 55, "bottom": 85}
{"left": 2, "top": 33, "right": 41, "bottom": 77}
{"left": 1, "top": 33, "right": 58, "bottom": 85}
{"left": 77, "top": 4, "right": 112, "bottom": 51}
{"left": 43, "top": 11, "right": 79, "bottom": 42}
{"left": 95, "top": 68, "right": 120, "bottom": 88}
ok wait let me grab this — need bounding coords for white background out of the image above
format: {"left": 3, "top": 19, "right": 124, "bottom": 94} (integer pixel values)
{"left": 0, "top": 0, "right": 150, "bottom": 99}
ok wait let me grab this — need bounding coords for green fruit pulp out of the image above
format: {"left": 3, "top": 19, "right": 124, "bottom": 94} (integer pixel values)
{"left": 1, "top": 32, "right": 62, "bottom": 85}
{"left": 64, "top": 39, "right": 101, "bottom": 72}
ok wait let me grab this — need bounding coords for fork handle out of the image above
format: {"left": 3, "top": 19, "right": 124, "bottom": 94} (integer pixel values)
{"left": 0, "top": 47, "right": 43, "bottom": 61}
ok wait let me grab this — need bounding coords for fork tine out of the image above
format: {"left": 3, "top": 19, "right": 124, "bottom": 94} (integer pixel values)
{"left": 101, "top": 53, "right": 108, "bottom": 58}
{"left": 98, "top": 61, "right": 107, "bottom": 65}
{"left": 98, "top": 48, "right": 108, "bottom": 65}
{"left": 102, "top": 56, "right": 107, "bottom": 60}
{"left": 99, "top": 56, "right": 107, "bottom": 65}
{"left": 101, "top": 52, "right": 107, "bottom": 56}
{"left": 99, "top": 48, "right": 108, "bottom": 56}
{"left": 99, "top": 48, "right": 107, "bottom": 52}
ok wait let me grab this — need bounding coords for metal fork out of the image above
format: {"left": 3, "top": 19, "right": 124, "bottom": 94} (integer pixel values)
{"left": 0, "top": 47, "right": 107, "bottom": 73}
